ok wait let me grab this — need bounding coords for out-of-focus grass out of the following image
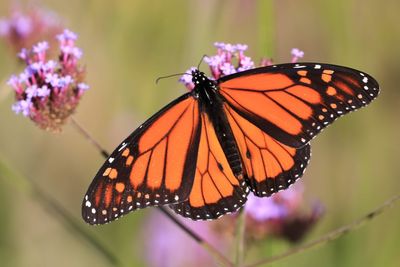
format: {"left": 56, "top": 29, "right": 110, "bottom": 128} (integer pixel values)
{"left": 0, "top": 0, "right": 399, "bottom": 266}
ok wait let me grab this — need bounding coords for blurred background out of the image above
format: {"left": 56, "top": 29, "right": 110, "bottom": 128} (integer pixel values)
{"left": 0, "top": 0, "right": 399, "bottom": 266}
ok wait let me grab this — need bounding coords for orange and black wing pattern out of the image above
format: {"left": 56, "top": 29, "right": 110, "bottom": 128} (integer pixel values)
{"left": 218, "top": 63, "right": 380, "bottom": 148}
{"left": 82, "top": 94, "right": 201, "bottom": 225}
{"left": 170, "top": 112, "right": 249, "bottom": 220}
{"left": 224, "top": 103, "right": 310, "bottom": 196}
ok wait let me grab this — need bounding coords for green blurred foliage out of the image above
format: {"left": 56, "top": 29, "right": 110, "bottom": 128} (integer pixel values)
{"left": 0, "top": 0, "right": 399, "bottom": 266}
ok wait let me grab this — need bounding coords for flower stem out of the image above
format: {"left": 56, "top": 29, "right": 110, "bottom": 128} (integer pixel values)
{"left": 70, "top": 116, "right": 234, "bottom": 267}
{"left": 235, "top": 209, "right": 246, "bottom": 267}
{"left": 245, "top": 193, "right": 400, "bottom": 267}
{"left": 70, "top": 117, "right": 109, "bottom": 158}
{"left": 0, "top": 156, "right": 120, "bottom": 266}
{"left": 257, "top": 0, "right": 275, "bottom": 57}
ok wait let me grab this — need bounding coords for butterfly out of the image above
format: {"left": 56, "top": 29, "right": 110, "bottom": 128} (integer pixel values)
{"left": 82, "top": 62, "right": 379, "bottom": 225}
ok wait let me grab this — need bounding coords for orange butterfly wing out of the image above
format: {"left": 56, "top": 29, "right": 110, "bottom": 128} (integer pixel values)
{"left": 170, "top": 112, "right": 249, "bottom": 220}
{"left": 82, "top": 94, "right": 201, "bottom": 224}
{"left": 224, "top": 103, "right": 310, "bottom": 196}
{"left": 218, "top": 63, "right": 380, "bottom": 148}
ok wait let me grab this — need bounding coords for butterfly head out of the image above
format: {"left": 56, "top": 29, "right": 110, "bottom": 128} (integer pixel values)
{"left": 191, "top": 69, "right": 215, "bottom": 89}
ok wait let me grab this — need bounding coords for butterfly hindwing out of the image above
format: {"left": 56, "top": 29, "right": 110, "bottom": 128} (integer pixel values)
{"left": 218, "top": 63, "right": 379, "bottom": 148}
{"left": 82, "top": 94, "right": 201, "bottom": 224}
{"left": 224, "top": 103, "right": 311, "bottom": 196}
{"left": 170, "top": 112, "right": 249, "bottom": 220}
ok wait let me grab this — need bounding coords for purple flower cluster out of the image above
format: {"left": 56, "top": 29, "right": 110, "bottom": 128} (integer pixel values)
{"left": 179, "top": 42, "right": 304, "bottom": 91}
{"left": 7, "top": 29, "right": 89, "bottom": 132}
{"left": 0, "top": 6, "right": 62, "bottom": 53}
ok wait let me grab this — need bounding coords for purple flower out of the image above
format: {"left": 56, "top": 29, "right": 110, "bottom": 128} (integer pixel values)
{"left": 179, "top": 42, "right": 305, "bottom": 91}
{"left": 245, "top": 183, "right": 304, "bottom": 222}
{"left": 179, "top": 67, "right": 197, "bottom": 91}
{"left": 13, "top": 14, "right": 32, "bottom": 37}
{"left": 220, "top": 62, "right": 236, "bottom": 76}
{"left": 0, "top": 7, "right": 63, "bottom": 53}
{"left": 143, "top": 211, "right": 226, "bottom": 267}
{"left": 7, "top": 29, "right": 88, "bottom": 132}
{"left": 245, "top": 195, "right": 289, "bottom": 221}
{"left": 0, "top": 19, "right": 10, "bottom": 36}
{"left": 77, "top": 83, "right": 90, "bottom": 91}
{"left": 291, "top": 48, "right": 305, "bottom": 63}
{"left": 37, "top": 85, "right": 51, "bottom": 97}
{"left": 32, "top": 41, "right": 49, "bottom": 54}
{"left": 56, "top": 29, "right": 78, "bottom": 43}
{"left": 235, "top": 43, "right": 248, "bottom": 52}
{"left": 12, "top": 100, "right": 32, "bottom": 117}
{"left": 244, "top": 182, "right": 323, "bottom": 243}
{"left": 237, "top": 56, "right": 255, "bottom": 72}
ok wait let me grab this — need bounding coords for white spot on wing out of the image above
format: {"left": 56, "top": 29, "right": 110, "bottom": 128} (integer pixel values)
{"left": 294, "top": 64, "right": 306, "bottom": 69}
{"left": 118, "top": 142, "right": 127, "bottom": 152}
{"left": 108, "top": 157, "right": 114, "bottom": 163}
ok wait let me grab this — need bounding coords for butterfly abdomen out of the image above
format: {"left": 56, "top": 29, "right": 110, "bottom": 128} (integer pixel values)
{"left": 200, "top": 83, "right": 243, "bottom": 178}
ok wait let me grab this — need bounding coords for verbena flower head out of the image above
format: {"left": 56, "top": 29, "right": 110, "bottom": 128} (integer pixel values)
{"left": 0, "top": 6, "right": 62, "bottom": 54}
{"left": 245, "top": 182, "right": 323, "bottom": 243}
{"left": 179, "top": 42, "right": 304, "bottom": 90}
{"left": 144, "top": 211, "right": 226, "bottom": 267}
{"left": 7, "top": 29, "right": 89, "bottom": 132}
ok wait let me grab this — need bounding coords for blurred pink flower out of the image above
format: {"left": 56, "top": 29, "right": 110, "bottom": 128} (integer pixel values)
{"left": 245, "top": 182, "right": 323, "bottom": 243}
{"left": 7, "top": 29, "right": 88, "bottom": 132}
{"left": 0, "top": 5, "right": 62, "bottom": 54}
{"left": 143, "top": 211, "right": 227, "bottom": 267}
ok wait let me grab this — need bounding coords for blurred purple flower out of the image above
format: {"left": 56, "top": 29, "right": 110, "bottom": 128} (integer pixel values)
{"left": 246, "top": 183, "right": 304, "bottom": 222}
{"left": 179, "top": 42, "right": 303, "bottom": 90}
{"left": 7, "top": 29, "right": 89, "bottom": 132}
{"left": 244, "top": 182, "right": 323, "bottom": 243}
{"left": 291, "top": 48, "right": 305, "bottom": 63}
{"left": 0, "top": 6, "right": 62, "bottom": 54}
{"left": 144, "top": 211, "right": 226, "bottom": 267}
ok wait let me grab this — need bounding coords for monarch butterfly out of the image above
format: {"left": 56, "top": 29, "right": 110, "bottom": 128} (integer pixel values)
{"left": 82, "top": 62, "right": 379, "bottom": 225}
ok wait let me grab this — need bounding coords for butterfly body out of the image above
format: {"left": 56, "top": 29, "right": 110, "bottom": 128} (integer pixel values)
{"left": 192, "top": 69, "right": 243, "bottom": 178}
{"left": 83, "top": 63, "right": 379, "bottom": 225}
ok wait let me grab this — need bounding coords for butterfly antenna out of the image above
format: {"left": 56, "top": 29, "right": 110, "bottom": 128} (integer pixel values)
{"left": 155, "top": 73, "right": 190, "bottom": 84}
{"left": 197, "top": 54, "right": 208, "bottom": 70}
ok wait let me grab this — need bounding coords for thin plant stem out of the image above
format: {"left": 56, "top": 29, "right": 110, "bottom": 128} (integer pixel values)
{"left": 257, "top": 0, "right": 275, "bottom": 57}
{"left": 0, "top": 156, "right": 120, "bottom": 267}
{"left": 245, "top": 193, "right": 400, "bottom": 267}
{"left": 234, "top": 209, "right": 246, "bottom": 267}
{"left": 70, "top": 117, "right": 109, "bottom": 158}
{"left": 70, "top": 116, "right": 233, "bottom": 267}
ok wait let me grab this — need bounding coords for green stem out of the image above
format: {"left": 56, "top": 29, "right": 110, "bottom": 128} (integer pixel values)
{"left": 234, "top": 209, "right": 246, "bottom": 267}
{"left": 0, "top": 156, "right": 120, "bottom": 266}
{"left": 257, "top": 0, "right": 275, "bottom": 57}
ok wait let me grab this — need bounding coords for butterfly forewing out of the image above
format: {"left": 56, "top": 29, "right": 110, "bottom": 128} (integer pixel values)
{"left": 218, "top": 63, "right": 380, "bottom": 148}
{"left": 82, "top": 94, "right": 201, "bottom": 225}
